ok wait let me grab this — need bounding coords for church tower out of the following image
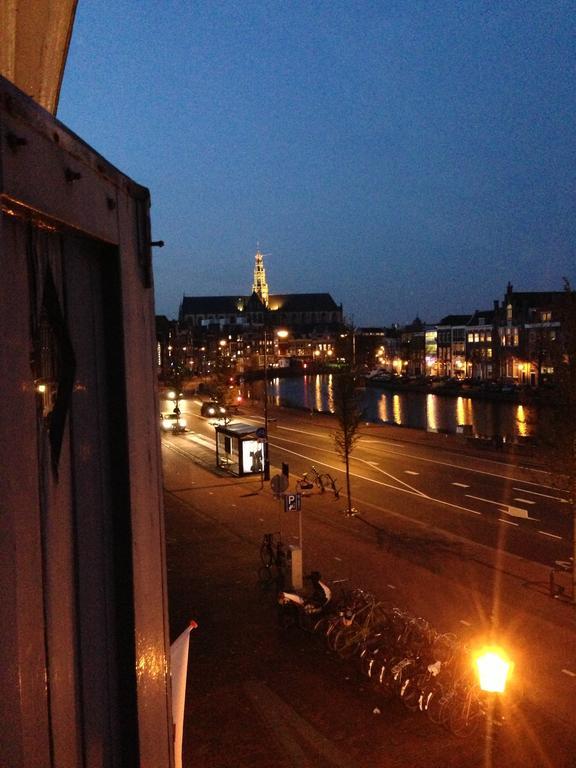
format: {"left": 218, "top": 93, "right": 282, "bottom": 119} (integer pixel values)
{"left": 252, "top": 248, "right": 269, "bottom": 307}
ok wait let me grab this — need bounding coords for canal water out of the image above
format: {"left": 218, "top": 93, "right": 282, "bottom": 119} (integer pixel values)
{"left": 264, "top": 374, "right": 537, "bottom": 439}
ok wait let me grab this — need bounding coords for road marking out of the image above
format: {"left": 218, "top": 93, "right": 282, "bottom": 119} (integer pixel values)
{"left": 270, "top": 428, "right": 561, "bottom": 490}
{"left": 452, "top": 482, "right": 470, "bottom": 488}
{"left": 404, "top": 470, "right": 419, "bottom": 476}
{"left": 562, "top": 669, "right": 576, "bottom": 678}
{"left": 387, "top": 584, "right": 397, "bottom": 589}
{"left": 361, "top": 439, "right": 407, "bottom": 448}
{"left": 460, "top": 620, "right": 471, "bottom": 626}
{"left": 500, "top": 505, "right": 534, "bottom": 520}
{"left": 466, "top": 495, "right": 537, "bottom": 520}
{"left": 187, "top": 433, "right": 215, "bottom": 449}
{"left": 367, "top": 461, "right": 379, "bottom": 466}
{"left": 274, "top": 445, "right": 483, "bottom": 517}
{"left": 334, "top": 556, "right": 342, "bottom": 561}
{"left": 512, "top": 487, "right": 569, "bottom": 503}
{"left": 539, "top": 531, "right": 562, "bottom": 540}
{"left": 513, "top": 498, "right": 536, "bottom": 505}
{"left": 498, "top": 518, "right": 519, "bottom": 526}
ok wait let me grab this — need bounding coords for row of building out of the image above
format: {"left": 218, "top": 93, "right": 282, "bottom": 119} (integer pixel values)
{"left": 156, "top": 252, "right": 573, "bottom": 388}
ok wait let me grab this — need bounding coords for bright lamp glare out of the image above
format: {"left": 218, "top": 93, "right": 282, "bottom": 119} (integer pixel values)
{"left": 475, "top": 647, "right": 511, "bottom": 693}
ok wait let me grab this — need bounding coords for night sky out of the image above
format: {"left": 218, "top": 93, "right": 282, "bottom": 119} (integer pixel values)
{"left": 58, "top": 1, "right": 575, "bottom": 327}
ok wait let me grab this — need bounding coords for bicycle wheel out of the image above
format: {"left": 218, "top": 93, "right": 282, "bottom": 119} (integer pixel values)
{"left": 448, "top": 692, "right": 483, "bottom": 738}
{"left": 331, "top": 627, "right": 361, "bottom": 659}
{"left": 312, "top": 614, "right": 333, "bottom": 638}
{"left": 424, "top": 685, "right": 448, "bottom": 724}
{"left": 401, "top": 674, "right": 425, "bottom": 712}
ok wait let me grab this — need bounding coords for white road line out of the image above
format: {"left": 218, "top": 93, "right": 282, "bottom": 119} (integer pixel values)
{"left": 270, "top": 429, "right": 559, "bottom": 489}
{"left": 334, "top": 556, "right": 342, "bottom": 561}
{"left": 404, "top": 470, "right": 419, "bottom": 476}
{"left": 562, "top": 669, "right": 576, "bottom": 678}
{"left": 272, "top": 444, "right": 483, "bottom": 517}
{"left": 513, "top": 487, "right": 569, "bottom": 503}
{"left": 452, "top": 482, "right": 470, "bottom": 488}
{"left": 466, "top": 495, "right": 536, "bottom": 520}
{"left": 498, "top": 518, "right": 519, "bottom": 526}
{"left": 514, "top": 498, "right": 536, "bottom": 505}
{"left": 460, "top": 620, "right": 471, "bottom": 626}
{"left": 466, "top": 494, "right": 503, "bottom": 507}
{"left": 539, "top": 531, "right": 562, "bottom": 540}
{"left": 387, "top": 584, "right": 397, "bottom": 589}
{"left": 361, "top": 439, "right": 407, "bottom": 448}
{"left": 187, "top": 433, "right": 215, "bottom": 449}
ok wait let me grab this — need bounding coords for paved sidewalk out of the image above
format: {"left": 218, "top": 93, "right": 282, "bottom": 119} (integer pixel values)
{"left": 163, "top": 436, "right": 575, "bottom": 768}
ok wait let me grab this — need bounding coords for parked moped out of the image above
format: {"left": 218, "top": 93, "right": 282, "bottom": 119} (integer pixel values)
{"left": 277, "top": 571, "right": 332, "bottom": 631}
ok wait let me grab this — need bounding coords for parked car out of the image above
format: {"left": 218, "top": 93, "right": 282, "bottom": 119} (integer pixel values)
{"left": 160, "top": 412, "right": 187, "bottom": 432}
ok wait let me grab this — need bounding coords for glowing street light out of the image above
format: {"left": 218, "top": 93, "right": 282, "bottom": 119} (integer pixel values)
{"left": 475, "top": 646, "right": 512, "bottom": 693}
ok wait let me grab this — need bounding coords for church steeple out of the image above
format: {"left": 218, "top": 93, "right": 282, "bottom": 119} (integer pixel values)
{"left": 252, "top": 248, "right": 269, "bottom": 307}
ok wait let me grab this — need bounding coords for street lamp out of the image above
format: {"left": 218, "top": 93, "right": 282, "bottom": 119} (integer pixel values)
{"left": 474, "top": 645, "right": 513, "bottom": 768}
{"left": 475, "top": 646, "right": 512, "bottom": 693}
{"left": 262, "top": 327, "right": 287, "bottom": 482}
{"left": 263, "top": 326, "right": 270, "bottom": 481}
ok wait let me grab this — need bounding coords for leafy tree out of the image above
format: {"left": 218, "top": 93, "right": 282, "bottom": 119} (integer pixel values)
{"left": 333, "top": 369, "right": 363, "bottom": 515}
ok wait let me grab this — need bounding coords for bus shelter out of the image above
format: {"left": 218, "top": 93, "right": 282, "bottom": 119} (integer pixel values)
{"left": 215, "top": 423, "right": 266, "bottom": 476}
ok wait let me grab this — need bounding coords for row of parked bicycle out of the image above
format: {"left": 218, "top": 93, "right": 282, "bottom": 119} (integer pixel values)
{"left": 278, "top": 579, "right": 507, "bottom": 738}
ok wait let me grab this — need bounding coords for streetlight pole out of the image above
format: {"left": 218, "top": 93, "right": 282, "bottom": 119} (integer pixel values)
{"left": 263, "top": 326, "right": 270, "bottom": 481}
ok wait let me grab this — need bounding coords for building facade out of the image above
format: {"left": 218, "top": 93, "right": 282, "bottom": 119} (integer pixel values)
{"left": 171, "top": 251, "right": 345, "bottom": 376}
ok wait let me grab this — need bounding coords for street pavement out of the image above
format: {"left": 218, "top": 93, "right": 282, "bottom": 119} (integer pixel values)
{"left": 163, "top": 419, "right": 576, "bottom": 768}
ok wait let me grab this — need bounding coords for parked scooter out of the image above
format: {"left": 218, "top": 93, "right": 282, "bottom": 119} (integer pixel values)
{"left": 277, "top": 571, "right": 332, "bottom": 630}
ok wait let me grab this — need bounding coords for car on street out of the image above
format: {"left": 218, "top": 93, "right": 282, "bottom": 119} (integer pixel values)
{"left": 160, "top": 412, "right": 187, "bottom": 432}
{"left": 200, "top": 401, "right": 230, "bottom": 418}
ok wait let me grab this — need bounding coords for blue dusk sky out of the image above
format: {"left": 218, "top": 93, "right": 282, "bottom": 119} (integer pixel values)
{"left": 58, "top": 1, "right": 575, "bottom": 327}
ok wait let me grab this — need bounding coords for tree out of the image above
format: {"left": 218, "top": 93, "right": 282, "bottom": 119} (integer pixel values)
{"left": 333, "top": 369, "right": 363, "bottom": 515}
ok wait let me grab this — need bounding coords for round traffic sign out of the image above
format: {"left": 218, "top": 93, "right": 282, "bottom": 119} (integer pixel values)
{"left": 270, "top": 474, "right": 289, "bottom": 495}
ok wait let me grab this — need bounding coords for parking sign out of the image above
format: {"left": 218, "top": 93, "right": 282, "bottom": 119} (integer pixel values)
{"left": 284, "top": 493, "right": 302, "bottom": 512}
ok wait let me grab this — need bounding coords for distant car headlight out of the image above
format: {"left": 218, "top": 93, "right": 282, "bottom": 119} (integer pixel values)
{"left": 207, "top": 406, "right": 216, "bottom": 415}
{"left": 178, "top": 418, "right": 187, "bottom": 428}
{"left": 162, "top": 419, "right": 172, "bottom": 429}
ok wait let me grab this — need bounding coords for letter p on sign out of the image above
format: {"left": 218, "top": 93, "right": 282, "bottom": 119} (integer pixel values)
{"left": 284, "top": 493, "right": 302, "bottom": 512}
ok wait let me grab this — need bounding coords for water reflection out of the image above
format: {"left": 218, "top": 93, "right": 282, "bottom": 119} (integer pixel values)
{"left": 456, "top": 396, "right": 473, "bottom": 428}
{"left": 269, "top": 375, "right": 538, "bottom": 439}
{"left": 427, "top": 394, "right": 438, "bottom": 432}
{"left": 516, "top": 405, "right": 528, "bottom": 437}
{"left": 378, "top": 396, "right": 389, "bottom": 424}
{"left": 392, "top": 394, "right": 402, "bottom": 425}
